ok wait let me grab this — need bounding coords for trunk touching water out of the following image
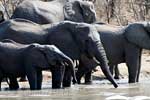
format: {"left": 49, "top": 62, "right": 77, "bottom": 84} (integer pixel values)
{"left": 95, "top": 41, "right": 118, "bottom": 88}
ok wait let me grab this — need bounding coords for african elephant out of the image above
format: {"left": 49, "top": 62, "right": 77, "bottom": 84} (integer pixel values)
{"left": 0, "top": 19, "right": 118, "bottom": 88}
{"left": 11, "top": 0, "right": 96, "bottom": 24}
{"left": 76, "top": 22, "right": 150, "bottom": 83}
{"left": 11, "top": 0, "right": 97, "bottom": 82}
{"left": 0, "top": 39, "right": 76, "bottom": 90}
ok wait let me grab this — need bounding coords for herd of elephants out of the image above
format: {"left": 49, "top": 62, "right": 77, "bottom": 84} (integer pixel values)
{"left": 0, "top": 0, "right": 149, "bottom": 90}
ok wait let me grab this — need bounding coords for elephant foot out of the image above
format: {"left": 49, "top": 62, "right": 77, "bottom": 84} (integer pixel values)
{"left": 76, "top": 78, "right": 81, "bottom": 84}
{"left": 63, "top": 81, "right": 71, "bottom": 87}
{"left": 84, "top": 71, "right": 93, "bottom": 84}
{"left": 30, "top": 86, "right": 42, "bottom": 90}
{"left": 9, "top": 78, "right": 19, "bottom": 90}
{"left": 129, "top": 79, "right": 136, "bottom": 83}
{"left": 52, "top": 86, "right": 61, "bottom": 89}
{"left": 52, "top": 82, "right": 61, "bottom": 89}
{"left": 84, "top": 80, "right": 92, "bottom": 85}
{"left": 9, "top": 85, "right": 19, "bottom": 90}
{"left": 77, "top": 81, "right": 81, "bottom": 84}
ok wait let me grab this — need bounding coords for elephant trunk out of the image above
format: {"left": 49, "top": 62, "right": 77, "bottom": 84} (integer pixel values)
{"left": 94, "top": 41, "right": 118, "bottom": 88}
{"left": 61, "top": 54, "right": 77, "bottom": 84}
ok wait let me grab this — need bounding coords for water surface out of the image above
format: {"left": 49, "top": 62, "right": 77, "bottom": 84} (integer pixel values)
{"left": 1, "top": 79, "right": 150, "bottom": 100}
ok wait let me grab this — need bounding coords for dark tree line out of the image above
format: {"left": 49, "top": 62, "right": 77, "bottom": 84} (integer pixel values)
{"left": 0, "top": 0, "right": 149, "bottom": 25}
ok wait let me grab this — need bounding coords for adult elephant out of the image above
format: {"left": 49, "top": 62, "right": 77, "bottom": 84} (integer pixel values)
{"left": 11, "top": 0, "right": 97, "bottom": 82}
{"left": 76, "top": 22, "right": 150, "bottom": 83}
{"left": 11, "top": 0, "right": 96, "bottom": 24}
{"left": 0, "top": 39, "right": 76, "bottom": 90}
{"left": 0, "top": 19, "right": 118, "bottom": 88}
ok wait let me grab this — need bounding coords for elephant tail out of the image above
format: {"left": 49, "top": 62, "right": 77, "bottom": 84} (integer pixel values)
{"left": 124, "top": 22, "right": 150, "bottom": 49}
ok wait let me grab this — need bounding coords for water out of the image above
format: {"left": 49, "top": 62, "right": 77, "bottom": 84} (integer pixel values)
{"left": 1, "top": 79, "right": 150, "bottom": 100}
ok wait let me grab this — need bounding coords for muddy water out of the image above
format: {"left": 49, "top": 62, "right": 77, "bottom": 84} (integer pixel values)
{"left": 1, "top": 79, "right": 150, "bottom": 100}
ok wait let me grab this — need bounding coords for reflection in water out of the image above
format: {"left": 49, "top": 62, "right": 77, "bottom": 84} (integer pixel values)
{"left": 0, "top": 79, "right": 150, "bottom": 100}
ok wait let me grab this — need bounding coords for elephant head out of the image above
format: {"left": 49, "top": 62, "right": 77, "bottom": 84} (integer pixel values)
{"left": 65, "top": 22, "right": 118, "bottom": 88}
{"left": 37, "top": 44, "right": 77, "bottom": 88}
{"left": 64, "top": 0, "right": 96, "bottom": 23}
{"left": 124, "top": 22, "right": 150, "bottom": 49}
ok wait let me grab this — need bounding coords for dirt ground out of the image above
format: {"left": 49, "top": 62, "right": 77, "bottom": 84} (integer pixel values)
{"left": 42, "top": 50, "right": 150, "bottom": 82}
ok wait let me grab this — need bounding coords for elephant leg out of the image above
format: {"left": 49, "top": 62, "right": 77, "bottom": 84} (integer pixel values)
{"left": 114, "top": 65, "right": 120, "bottom": 79}
{"left": 63, "top": 67, "right": 72, "bottom": 87}
{"left": 9, "top": 76, "right": 19, "bottom": 90}
{"left": 79, "top": 55, "right": 98, "bottom": 84}
{"left": 109, "top": 65, "right": 114, "bottom": 75}
{"left": 136, "top": 50, "right": 142, "bottom": 82}
{"left": 0, "top": 70, "right": 3, "bottom": 90}
{"left": 0, "top": 79, "right": 2, "bottom": 90}
{"left": 76, "top": 63, "right": 87, "bottom": 84}
{"left": 84, "top": 71, "right": 92, "bottom": 84}
{"left": 52, "top": 65, "right": 64, "bottom": 89}
{"left": 26, "top": 66, "right": 38, "bottom": 90}
{"left": 36, "top": 70, "right": 42, "bottom": 90}
{"left": 125, "top": 43, "right": 141, "bottom": 83}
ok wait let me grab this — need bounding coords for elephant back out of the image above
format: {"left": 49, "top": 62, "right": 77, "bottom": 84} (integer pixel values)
{"left": 11, "top": 0, "right": 96, "bottom": 24}
{"left": 11, "top": 0, "right": 64, "bottom": 24}
{"left": 124, "top": 22, "right": 150, "bottom": 49}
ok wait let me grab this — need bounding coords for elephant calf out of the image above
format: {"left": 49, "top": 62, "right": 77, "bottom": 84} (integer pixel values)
{"left": 0, "top": 40, "right": 76, "bottom": 90}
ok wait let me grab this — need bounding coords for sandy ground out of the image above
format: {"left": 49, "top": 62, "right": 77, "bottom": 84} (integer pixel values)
{"left": 41, "top": 50, "right": 150, "bottom": 82}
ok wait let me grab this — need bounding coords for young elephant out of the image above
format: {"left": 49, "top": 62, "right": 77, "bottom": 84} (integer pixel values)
{"left": 0, "top": 40, "right": 76, "bottom": 90}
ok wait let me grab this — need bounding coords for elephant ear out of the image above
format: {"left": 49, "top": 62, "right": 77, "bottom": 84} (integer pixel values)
{"left": 63, "top": 0, "right": 96, "bottom": 23}
{"left": 124, "top": 22, "right": 150, "bottom": 49}
{"left": 63, "top": 1, "right": 84, "bottom": 22}
{"left": 37, "top": 46, "right": 57, "bottom": 66}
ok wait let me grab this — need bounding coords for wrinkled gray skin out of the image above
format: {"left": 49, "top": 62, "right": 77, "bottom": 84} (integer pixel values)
{"left": 11, "top": 0, "right": 97, "bottom": 82}
{"left": 76, "top": 22, "right": 150, "bottom": 83}
{"left": 0, "top": 39, "right": 76, "bottom": 90}
{"left": 11, "top": 0, "right": 96, "bottom": 24}
{"left": 0, "top": 19, "right": 118, "bottom": 88}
